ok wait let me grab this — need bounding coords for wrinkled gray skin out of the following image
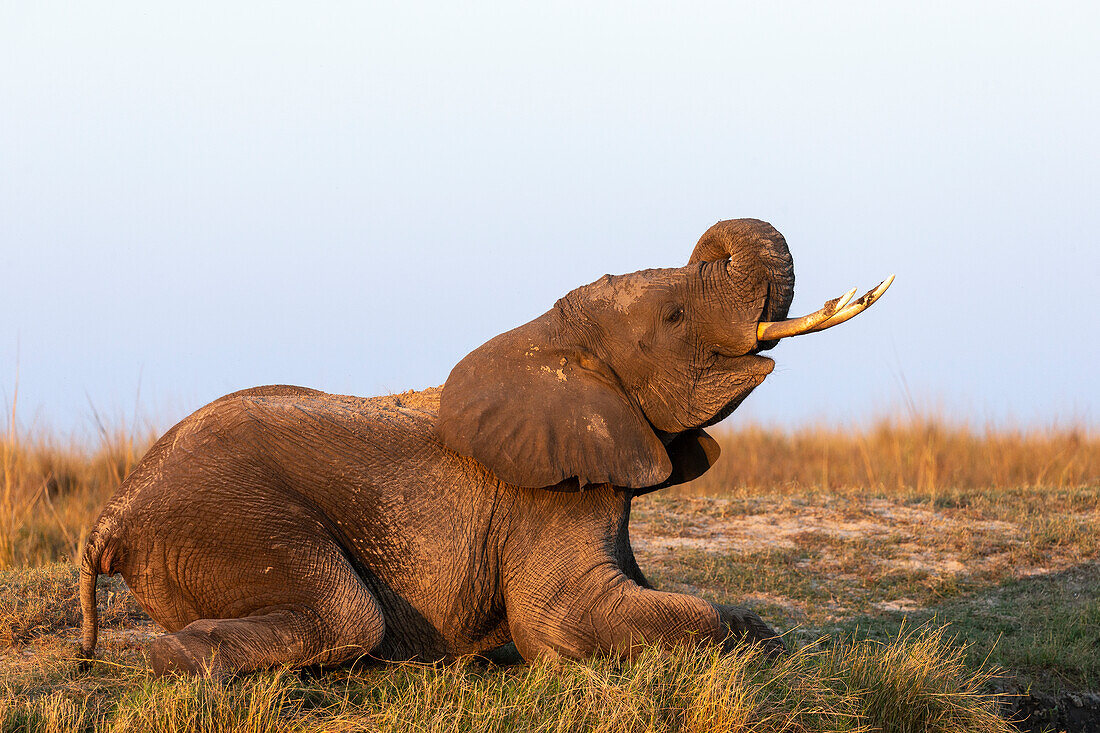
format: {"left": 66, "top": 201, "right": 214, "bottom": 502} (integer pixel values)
{"left": 80, "top": 219, "right": 796, "bottom": 676}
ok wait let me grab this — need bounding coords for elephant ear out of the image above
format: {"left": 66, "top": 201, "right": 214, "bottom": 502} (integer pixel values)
{"left": 437, "top": 313, "right": 672, "bottom": 490}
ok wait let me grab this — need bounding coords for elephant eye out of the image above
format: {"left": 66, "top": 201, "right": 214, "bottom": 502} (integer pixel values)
{"left": 665, "top": 306, "right": 684, "bottom": 324}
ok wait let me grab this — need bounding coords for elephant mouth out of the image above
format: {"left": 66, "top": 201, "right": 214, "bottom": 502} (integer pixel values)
{"left": 729, "top": 359, "right": 773, "bottom": 396}
{"left": 750, "top": 356, "right": 775, "bottom": 378}
{"left": 690, "top": 355, "right": 774, "bottom": 430}
{"left": 710, "top": 352, "right": 775, "bottom": 378}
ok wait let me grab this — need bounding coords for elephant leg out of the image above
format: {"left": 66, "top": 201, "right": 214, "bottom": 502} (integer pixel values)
{"left": 149, "top": 552, "right": 386, "bottom": 677}
{"left": 509, "top": 575, "right": 784, "bottom": 660}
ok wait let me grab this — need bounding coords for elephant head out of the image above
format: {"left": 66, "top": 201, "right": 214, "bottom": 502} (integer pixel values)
{"left": 438, "top": 219, "right": 891, "bottom": 491}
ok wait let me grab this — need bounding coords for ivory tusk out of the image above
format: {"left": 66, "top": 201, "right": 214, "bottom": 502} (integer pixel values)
{"left": 757, "top": 287, "right": 857, "bottom": 341}
{"left": 804, "top": 274, "right": 895, "bottom": 334}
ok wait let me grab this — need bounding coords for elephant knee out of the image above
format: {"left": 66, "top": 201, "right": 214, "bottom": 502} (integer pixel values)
{"left": 508, "top": 616, "right": 580, "bottom": 661}
{"left": 507, "top": 599, "right": 616, "bottom": 661}
{"left": 332, "top": 610, "right": 385, "bottom": 663}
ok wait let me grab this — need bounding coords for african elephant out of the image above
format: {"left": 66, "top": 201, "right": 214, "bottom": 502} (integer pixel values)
{"left": 78, "top": 219, "right": 891, "bottom": 677}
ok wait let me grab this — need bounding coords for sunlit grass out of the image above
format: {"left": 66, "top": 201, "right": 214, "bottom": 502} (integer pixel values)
{"left": 1, "top": 627, "right": 1012, "bottom": 733}
{"left": 0, "top": 423, "right": 152, "bottom": 571}
{"left": 688, "top": 418, "right": 1097, "bottom": 497}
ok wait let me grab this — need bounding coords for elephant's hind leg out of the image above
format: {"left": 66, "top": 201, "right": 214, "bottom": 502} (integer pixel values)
{"left": 148, "top": 552, "right": 385, "bottom": 677}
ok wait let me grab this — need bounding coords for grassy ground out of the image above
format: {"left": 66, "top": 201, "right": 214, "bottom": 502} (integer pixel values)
{"left": 1, "top": 418, "right": 1097, "bottom": 731}
{"left": 1, "top": 565, "right": 1011, "bottom": 733}
{"left": 631, "top": 485, "right": 1100, "bottom": 693}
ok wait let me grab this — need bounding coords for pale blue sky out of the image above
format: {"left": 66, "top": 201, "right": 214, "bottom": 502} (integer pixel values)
{"left": 2, "top": 2, "right": 1098, "bottom": 437}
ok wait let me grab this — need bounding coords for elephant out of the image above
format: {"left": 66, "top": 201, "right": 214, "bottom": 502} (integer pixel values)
{"left": 78, "top": 218, "right": 891, "bottom": 677}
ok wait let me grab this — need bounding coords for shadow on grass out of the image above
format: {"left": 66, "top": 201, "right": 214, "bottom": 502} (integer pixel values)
{"left": 833, "top": 563, "right": 1100, "bottom": 732}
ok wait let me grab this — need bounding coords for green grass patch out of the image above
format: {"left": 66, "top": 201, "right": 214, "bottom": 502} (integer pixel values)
{"left": 835, "top": 563, "right": 1100, "bottom": 696}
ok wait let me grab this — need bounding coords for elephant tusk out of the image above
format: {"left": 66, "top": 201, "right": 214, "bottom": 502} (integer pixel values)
{"left": 803, "top": 275, "right": 895, "bottom": 334}
{"left": 757, "top": 288, "right": 857, "bottom": 341}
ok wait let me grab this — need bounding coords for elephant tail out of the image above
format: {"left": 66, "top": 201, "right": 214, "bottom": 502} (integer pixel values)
{"left": 78, "top": 518, "right": 120, "bottom": 665}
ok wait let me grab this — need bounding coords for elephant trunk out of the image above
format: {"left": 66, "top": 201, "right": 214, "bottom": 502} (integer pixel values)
{"left": 689, "top": 219, "right": 893, "bottom": 346}
{"left": 688, "top": 219, "right": 795, "bottom": 350}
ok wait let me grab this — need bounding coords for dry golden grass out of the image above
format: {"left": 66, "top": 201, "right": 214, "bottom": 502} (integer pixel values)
{"left": 1, "top": 413, "right": 1095, "bottom": 571}
{"left": 691, "top": 418, "right": 1098, "bottom": 497}
{"left": 0, "top": 421, "right": 153, "bottom": 570}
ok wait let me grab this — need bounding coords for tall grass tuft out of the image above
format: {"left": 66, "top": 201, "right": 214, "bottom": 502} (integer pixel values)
{"left": 109, "top": 671, "right": 305, "bottom": 733}
{"left": 1, "top": 692, "right": 93, "bottom": 733}
{"left": 0, "top": 422, "right": 151, "bottom": 570}
{"left": 824, "top": 625, "right": 1009, "bottom": 733}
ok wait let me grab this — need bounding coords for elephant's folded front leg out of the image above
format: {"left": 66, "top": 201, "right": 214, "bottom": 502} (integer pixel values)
{"left": 508, "top": 574, "right": 785, "bottom": 661}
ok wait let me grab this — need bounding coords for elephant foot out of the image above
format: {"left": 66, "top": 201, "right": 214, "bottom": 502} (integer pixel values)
{"left": 718, "top": 605, "right": 788, "bottom": 659}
